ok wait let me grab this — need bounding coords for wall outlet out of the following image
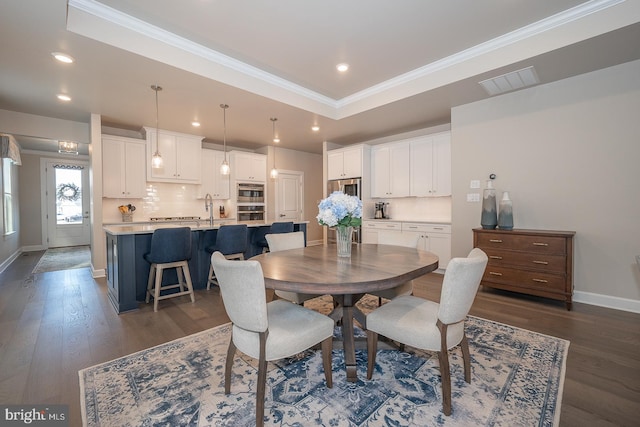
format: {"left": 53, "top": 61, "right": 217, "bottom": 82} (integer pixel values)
{"left": 470, "top": 180, "right": 481, "bottom": 189}
{"left": 467, "top": 193, "right": 480, "bottom": 202}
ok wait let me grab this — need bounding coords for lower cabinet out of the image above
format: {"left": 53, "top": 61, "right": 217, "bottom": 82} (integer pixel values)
{"left": 362, "top": 221, "right": 451, "bottom": 270}
{"left": 473, "top": 228, "right": 575, "bottom": 310}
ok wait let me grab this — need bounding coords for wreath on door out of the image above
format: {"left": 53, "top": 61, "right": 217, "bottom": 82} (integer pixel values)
{"left": 57, "top": 182, "right": 81, "bottom": 202}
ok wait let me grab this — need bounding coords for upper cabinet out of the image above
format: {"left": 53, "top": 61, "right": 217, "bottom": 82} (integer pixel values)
{"left": 145, "top": 127, "right": 203, "bottom": 184}
{"left": 198, "top": 149, "right": 230, "bottom": 199}
{"left": 102, "top": 135, "right": 146, "bottom": 198}
{"left": 410, "top": 132, "right": 451, "bottom": 197}
{"left": 327, "top": 146, "right": 364, "bottom": 180}
{"left": 371, "top": 143, "right": 410, "bottom": 198}
{"left": 231, "top": 151, "right": 267, "bottom": 182}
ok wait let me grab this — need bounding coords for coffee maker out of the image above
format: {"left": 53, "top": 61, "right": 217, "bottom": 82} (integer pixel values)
{"left": 374, "top": 202, "right": 390, "bottom": 219}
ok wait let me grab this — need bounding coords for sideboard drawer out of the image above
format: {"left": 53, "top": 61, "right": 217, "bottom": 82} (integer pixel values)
{"left": 483, "top": 248, "right": 567, "bottom": 273}
{"left": 483, "top": 266, "right": 566, "bottom": 293}
{"left": 475, "top": 232, "right": 567, "bottom": 255}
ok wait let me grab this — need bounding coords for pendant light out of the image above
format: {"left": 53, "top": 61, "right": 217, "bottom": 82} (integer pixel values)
{"left": 151, "top": 84, "right": 163, "bottom": 168}
{"left": 220, "top": 104, "right": 230, "bottom": 175}
{"left": 270, "top": 117, "right": 278, "bottom": 179}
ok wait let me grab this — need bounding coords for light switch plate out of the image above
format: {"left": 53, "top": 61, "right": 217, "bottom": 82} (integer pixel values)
{"left": 467, "top": 193, "right": 480, "bottom": 202}
{"left": 470, "top": 180, "right": 481, "bottom": 189}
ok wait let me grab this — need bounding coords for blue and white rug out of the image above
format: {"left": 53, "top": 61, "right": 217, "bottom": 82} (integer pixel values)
{"left": 79, "top": 317, "right": 568, "bottom": 426}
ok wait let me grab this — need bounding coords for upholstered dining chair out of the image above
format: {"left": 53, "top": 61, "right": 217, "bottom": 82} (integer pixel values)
{"left": 144, "top": 227, "right": 195, "bottom": 312}
{"left": 368, "top": 232, "right": 421, "bottom": 305}
{"left": 265, "top": 231, "right": 319, "bottom": 305}
{"left": 366, "top": 248, "right": 488, "bottom": 416}
{"left": 256, "top": 221, "right": 295, "bottom": 253}
{"left": 210, "top": 252, "right": 334, "bottom": 427}
{"left": 206, "top": 224, "right": 248, "bottom": 289}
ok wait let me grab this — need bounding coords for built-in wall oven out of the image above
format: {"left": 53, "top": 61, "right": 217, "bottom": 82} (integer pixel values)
{"left": 327, "top": 178, "right": 362, "bottom": 243}
{"left": 237, "top": 183, "right": 265, "bottom": 221}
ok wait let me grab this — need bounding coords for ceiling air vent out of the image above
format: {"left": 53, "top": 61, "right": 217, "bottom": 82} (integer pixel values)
{"left": 479, "top": 66, "right": 539, "bottom": 96}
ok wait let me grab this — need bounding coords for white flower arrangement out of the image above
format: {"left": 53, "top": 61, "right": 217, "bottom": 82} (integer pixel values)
{"left": 316, "top": 191, "right": 362, "bottom": 228}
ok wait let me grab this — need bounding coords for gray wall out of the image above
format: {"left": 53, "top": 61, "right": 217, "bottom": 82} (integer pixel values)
{"left": 451, "top": 59, "right": 640, "bottom": 307}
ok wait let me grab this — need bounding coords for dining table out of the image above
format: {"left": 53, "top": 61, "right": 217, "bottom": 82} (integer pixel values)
{"left": 252, "top": 243, "right": 439, "bottom": 382}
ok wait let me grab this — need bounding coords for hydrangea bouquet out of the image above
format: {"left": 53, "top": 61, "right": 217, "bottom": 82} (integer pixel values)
{"left": 316, "top": 191, "right": 362, "bottom": 228}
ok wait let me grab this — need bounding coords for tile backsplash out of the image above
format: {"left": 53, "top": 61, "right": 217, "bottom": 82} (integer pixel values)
{"left": 102, "top": 183, "right": 231, "bottom": 223}
{"left": 363, "top": 197, "right": 451, "bottom": 223}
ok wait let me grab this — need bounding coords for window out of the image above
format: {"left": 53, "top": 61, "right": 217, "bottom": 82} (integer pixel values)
{"left": 2, "top": 158, "right": 16, "bottom": 235}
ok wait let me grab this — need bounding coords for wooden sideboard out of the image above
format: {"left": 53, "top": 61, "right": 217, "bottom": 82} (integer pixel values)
{"left": 473, "top": 228, "right": 575, "bottom": 310}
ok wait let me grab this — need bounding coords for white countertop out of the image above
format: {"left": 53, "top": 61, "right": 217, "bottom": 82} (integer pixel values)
{"left": 364, "top": 218, "right": 451, "bottom": 224}
{"left": 104, "top": 220, "right": 309, "bottom": 235}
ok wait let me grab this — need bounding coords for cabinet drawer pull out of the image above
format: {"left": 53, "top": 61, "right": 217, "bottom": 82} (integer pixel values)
{"left": 489, "top": 271, "right": 502, "bottom": 276}
{"left": 532, "top": 278, "right": 548, "bottom": 283}
{"left": 489, "top": 239, "right": 503, "bottom": 243}
{"left": 489, "top": 255, "right": 503, "bottom": 260}
{"left": 532, "top": 260, "right": 548, "bottom": 265}
{"left": 407, "top": 226, "right": 418, "bottom": 229}
{"left": 433, "top": 227, "right": 443, "bottom": 230}
{"left": 532, "top": 242, "right": 549, "bottom": 246}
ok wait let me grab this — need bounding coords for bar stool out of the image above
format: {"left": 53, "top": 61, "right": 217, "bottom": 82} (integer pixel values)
{"left": 256, "top": 221, "right": 294, "bottom": 253}
{"left": 144, "top": 227, "right": 195, "bottom": 312}
{"left": 206, "top": 224, "right": 248, "bottom": 289}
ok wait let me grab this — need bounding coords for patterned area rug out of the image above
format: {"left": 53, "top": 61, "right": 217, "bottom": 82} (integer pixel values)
{"left": 32, "top": 245, "right": 90, "bottom": 274}
{"left": 79, "top": 308, "right": 568, "bottom": 426}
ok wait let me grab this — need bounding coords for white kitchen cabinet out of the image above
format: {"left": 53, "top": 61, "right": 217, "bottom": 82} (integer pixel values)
{"left": 410, "top": 132, "right": 451, "bottom": 197}
{"left": 371, "top": 143, "right": 410, "bottom": 198}
{"left": 198, "top": 149, "right": 230, "bottom": 199}
{"left": 145, "top": 127, "right": 203, "bottom": 184}
{"left": 102, "top": 135, "right": 146, "bottom": 198}
{"left": 401, "top": 222, "right": 451, "bottom": 269}
{"left": 231, "top": 151, "right": 267, "bottom": 182}
{"left": 327, "top": 146, "right": 364, "bottom": 180}
{"left": 362, "top": 221, "right": 402, "bottom": 244}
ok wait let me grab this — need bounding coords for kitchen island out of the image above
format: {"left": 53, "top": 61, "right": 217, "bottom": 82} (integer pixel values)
{"left": 104, "top": 221, "right": 308, "bottom": 313}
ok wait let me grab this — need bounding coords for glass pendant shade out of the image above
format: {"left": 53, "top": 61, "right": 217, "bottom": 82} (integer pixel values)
{"left": 220, "top": 104, "right": 230, "bottom": 175}
{"left": 151, "top": 85, "right": 163, "bottom": 169}
{"left": 270, "top": 118, "right": 278, "bottom": 179}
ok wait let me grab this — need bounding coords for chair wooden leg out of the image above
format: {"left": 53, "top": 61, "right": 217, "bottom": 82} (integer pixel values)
{"left": 460, "top": 333, "right": 471, "bottom": 383}
{"left": 256, "top": 332, "right": 268, "bottom": 427}
{"left": 224, "top": 336, "right": 236, "bottom": 395}
{"left": 207, "top": 263, "right": 215, "bottom": 290}
{"left": 176, "top": 266, "right": 185, "bottom": 292}
{"left": 145, "top": 265, "right": 155, "bottom": 303}
{"left": 437, "top": 320, "right": 452, "bottom": 416}
{"left": 153, "top": 265, "right": 163, "bottom": 312}
{"left": 321, "top": 337, "right": 333, "bottom": 388}
{"left": 366, "top": 330, "right": 378, "bottom": 380}
{"left": 182, "top": 263, "right": 196, "bottom": 303}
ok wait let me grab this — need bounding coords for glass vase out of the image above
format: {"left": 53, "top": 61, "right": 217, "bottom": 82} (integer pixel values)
{"left": 498, "top": 191, "right": 514, "bottom": 230}
{"left": 336, "top": 226, "right": 353, "bottom": 257}
{"left": 481, "top": 180, "right": 498, "bottom": 229}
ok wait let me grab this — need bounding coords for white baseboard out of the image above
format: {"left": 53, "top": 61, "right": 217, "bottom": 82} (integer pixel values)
{"left": 22, "top": 245, "right": 47, "bottom": 252}
{"left": 573, "top": 290, "right": 640, "bottom": 314}
{"left": 91, "top": 265, "right": 106, "bottom": 278}
{"left": 0, "top": 249, "right": 22, "bottom": 274}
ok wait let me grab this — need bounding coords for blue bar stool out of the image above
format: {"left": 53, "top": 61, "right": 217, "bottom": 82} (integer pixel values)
{"left": 144, "top": 227, "right": 195, "bottom": 312}
{"left": 256, "top": 221, "right": 294, "bottom": 253}
{"left": 206, "top": 224, "right": 248, "bottom": 289}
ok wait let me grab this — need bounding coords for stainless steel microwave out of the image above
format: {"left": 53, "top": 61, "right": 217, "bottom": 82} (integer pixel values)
{"left": 237, "top": 183, "right": 265, "bottom": 203}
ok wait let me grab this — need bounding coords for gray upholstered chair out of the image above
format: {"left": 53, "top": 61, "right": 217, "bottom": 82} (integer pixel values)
{"left": 366, "top": 248, "right": 488, "bottom": 416}
{"left": 144, "top": 227, "right": 195, "bottom": 312}
{"left": 210, "top": 252, "right": 333, "bottom": 427}
{"left": 206, "top": 224, "right": 248, "bottom": 290}
{"left": 368, "top": 232, "right": 421, "bottom": 305}
{"left": 265, "top": 231, "right": 318, "bottom": 305}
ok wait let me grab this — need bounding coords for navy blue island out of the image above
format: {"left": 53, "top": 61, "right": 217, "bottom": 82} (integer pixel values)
{"left": 104, "top": 221, "right": 308, "bottom": 313}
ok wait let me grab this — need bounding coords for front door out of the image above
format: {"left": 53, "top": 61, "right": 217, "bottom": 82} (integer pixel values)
{"left": 45, "top": 160, "right": 90, "bottom": 247}
{"left": 275, "top": 171, "right": 303, "bottom": 222}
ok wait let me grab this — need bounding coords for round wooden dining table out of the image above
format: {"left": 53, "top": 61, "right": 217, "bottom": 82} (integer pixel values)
{"left": 252, "top": 243, "right": 439, "bottom": 382}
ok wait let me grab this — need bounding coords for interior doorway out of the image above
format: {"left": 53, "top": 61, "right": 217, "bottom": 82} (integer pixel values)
{"left": 275, "top": 170, "right": 303, "bottom": 222}
{"left": 43, "top": 159, "right": 90, "bottom": 248}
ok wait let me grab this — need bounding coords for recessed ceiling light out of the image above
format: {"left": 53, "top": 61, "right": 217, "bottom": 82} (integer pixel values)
{"left": 336, "top": 63, "right": 349, "bottom": 73}
{"left": 52, "top": 52, "right": 74, "bottom": 63}
{"left": 191, "top": 121, "right": 201, "bottom": 127}
{"left": 57, "top": 94, "right": 71, "bottom": 102}
{"left": 311, "top": 125, "right": 320, "bottom": 132}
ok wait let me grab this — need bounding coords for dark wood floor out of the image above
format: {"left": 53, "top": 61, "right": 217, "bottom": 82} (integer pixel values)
{"left": 0, "top": 250, "right": 638, "bottom": 426}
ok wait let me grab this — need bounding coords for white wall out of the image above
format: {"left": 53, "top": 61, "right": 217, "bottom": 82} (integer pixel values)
{"left": 451, "top": 59, "right": 640, "bottom": 310}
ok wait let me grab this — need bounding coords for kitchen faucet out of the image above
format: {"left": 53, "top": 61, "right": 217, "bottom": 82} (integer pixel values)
{"left": 204, "top": 193, "right": 214, "bottom": 226}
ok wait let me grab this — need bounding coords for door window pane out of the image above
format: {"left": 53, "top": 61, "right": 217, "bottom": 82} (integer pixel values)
{"left": 55, "top": 167, "right": 83, "bottom": 224}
